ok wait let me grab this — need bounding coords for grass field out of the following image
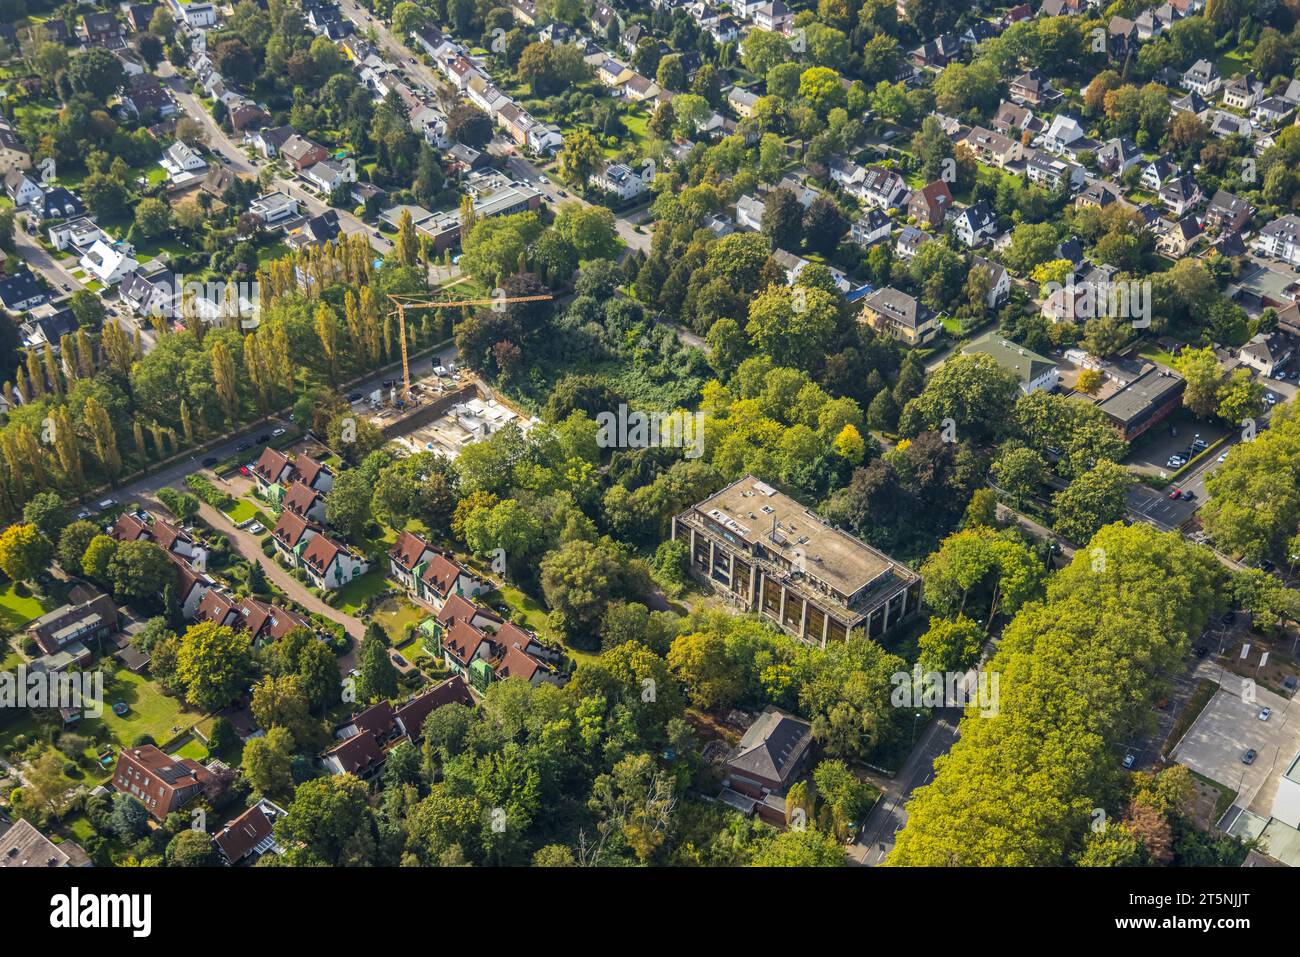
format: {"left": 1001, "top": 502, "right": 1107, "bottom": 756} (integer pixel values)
{"left": 334, "top": 568, "right": 389, "bottom": 615}
{"left": 372, "top": 596, "right": 424, "bottom": 641}
{"left": 0, "top": 581, "right": 52, "bottom": 630}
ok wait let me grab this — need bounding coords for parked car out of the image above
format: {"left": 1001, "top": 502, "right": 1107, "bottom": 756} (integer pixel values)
{"left": 247, "top": 522, "right": 265, "bottom": 534}
{"left": 239, "top": 466, "right": 251, "bottom": 476}
{"left": 348, "top": 392, "right": 363, "bottom": 402}
{"left": 1217, "top": 451, "right": 1229, "bottom": 463}
{"left": 1259, "top": 707, "right": 1272, "bottom": 721}
{"left": 1181, "top": 490, "right": 1195, "bottom": 501}
{"left": 236, "top": 441, "right": 251, "bottom": 452}
{"left": 1283, "top": 675, "right": 1298, "bottom": 692}
{"left": 1242, "top": 749, "right": 1258, "bottom": 764}
{"left": 1168, "top": 488, "right": 1182, "bottom": 499}
{"left": 271, "top": 428, "right": 286, "bottom": 437}
{"left": 256, "top": 433, "right": 270, "bottom": 443}
{"left": 1193, "top": 645, "right": 1208, "bottom": 658}
{"left": 202, "top": 457, "right": 218, "bottom": 467}
{"left": 1122, "top": 752, "right": 1136, "bottom": 770}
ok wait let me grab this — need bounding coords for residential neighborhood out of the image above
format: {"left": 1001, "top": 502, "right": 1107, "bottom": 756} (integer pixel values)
{"left": 0, "top": 0, "right": 1295, "bottom": 910}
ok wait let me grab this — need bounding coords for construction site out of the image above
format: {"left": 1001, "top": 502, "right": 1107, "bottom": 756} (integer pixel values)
{"left": 354, "top": 291, "right": 544, "bottom": 458}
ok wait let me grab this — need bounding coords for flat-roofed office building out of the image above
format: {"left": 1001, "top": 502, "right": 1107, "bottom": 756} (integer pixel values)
{"left": 672, "top": 476, "right": 921, "bottom": 645}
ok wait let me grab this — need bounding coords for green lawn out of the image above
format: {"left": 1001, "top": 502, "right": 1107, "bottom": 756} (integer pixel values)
{"left": 372, "top": 595, "right": 424, "bottom": 642}
{"left": 395, "top": 636, "right": 431, "bottom": 664}
{"left": 0, "top": 581, "right": 52, "bottom": 630}
{"left": 334, "top": 568, "right": 390, "bottom": 615}
{"left": 172, "top": 737, "right": 209, "bottom": 761}
{"left": 483, "top": 584, "right": 550, "bottom": 634}
{"left": 85, "top": 669, "right": 197, "bottom": 756}
{"left": 223, "top": 499, "right": 259, "bottom": 523}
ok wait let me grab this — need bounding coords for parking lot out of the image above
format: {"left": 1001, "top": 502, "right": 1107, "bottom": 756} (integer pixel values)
{"left": 1125, "top": 410, "right": 1230, "bottom": 478}
{"left": 1171, "top": 684, "right": 1300, "bottom": 818}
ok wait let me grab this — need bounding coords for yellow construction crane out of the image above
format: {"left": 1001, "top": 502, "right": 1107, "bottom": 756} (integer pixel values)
{"left": 387, "top": 291, "right": 554, "bottom": 402}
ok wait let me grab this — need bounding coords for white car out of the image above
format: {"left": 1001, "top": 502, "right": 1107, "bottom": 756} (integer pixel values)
{"left": 1217, "top": 451, "right": 1229, "bottom": 463}
{"left": 247, "top": 522, "right": 265, "bottom": 534}
{"left": 1259, "top": 707, "right": 1272, "bottom": 721}
{"left": 272, "top": 427, "right": 286, "bottom": 437}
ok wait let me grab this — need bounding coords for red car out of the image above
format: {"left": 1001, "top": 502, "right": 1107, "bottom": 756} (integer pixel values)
{"left": 1168, "top": 488, "right": 1181, "bottom": 499}
{"left": 239, "top": 466, "right": 251, "bottom": 476}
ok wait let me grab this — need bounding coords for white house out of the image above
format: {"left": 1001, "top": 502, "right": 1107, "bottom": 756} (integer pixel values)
{"left": 590, "top": 162, "right": 647, "bottom": 201}
{"left": 953, "top": 200, "right": 997, "bottom": 247}
{"left": 183, "top": 2, "right": 219, "bottom": 28}
{"left": 1041, "top": 114, "right": 1086, "bottom": 154}
{"left": 79, "top": 239, "right": 139, "bottom": 286}
{"left": 4, "top": 169, "right": 42, "bottom": 207}
{"left": 160, "top": 141, "right": 207, "bottom": 183}
{"left": 850, "top": 208, "right": 891, "bottom": 246}
{"left": 304, "top": 158, "right": 357, "bottom": 194}
{"left": 859, "top": 166, "right": 908, "bottom": 209}
{"left": 249, "top": 191, "right": 300, "bottom": 226}
{"left": 48, "top": 216, "right": 105, "bottom": 252}
{"left": 735, "top": 194, "right": 765, "bottom": 231}
{"left": 1222, "top": 73, "right": 1263, "bottom": 111}
{"left": 299, "top": 533, "right": 369, "bottom": 591}
{"left": 1252, "top": 215, "right": 1300, "bottom": 266}
{"left": 1182, "top": 59, "right": 1221, "bottom": 97}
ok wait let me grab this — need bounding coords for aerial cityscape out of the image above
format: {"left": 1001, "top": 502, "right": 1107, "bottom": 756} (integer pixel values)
{"left": 0, "top": 0, "right": 1295, "bottom": 897}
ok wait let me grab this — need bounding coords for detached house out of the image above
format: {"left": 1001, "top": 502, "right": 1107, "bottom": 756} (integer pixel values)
{"left": 907, "top": 179, "right": 952, "bottom": 228}
{"left": 1140, "top": 156, "right": 1179, "bottom": 191}
{"left": 1159, "top": 173, "right": 1201, "bottom": 216}
{"left": 1009, "top": 70, "right": 1060, "bottom": 108}
{"left": 1252, "top": 215, "right": 1300, "bottom": 266}
{"left": 1223, "top": 73, "right": 1263, "bottom": 111}
{"left": 279, "top": 135, "right": 329, "bottom": 172}
{"left": 953, "top": 199, "right": 997, "bottom": 247}
{"left": 1204, "top": 189, "right": 1252, "bottom": 232}
{"left": 1097, "top": 137, "right": 1142, "bottom": 176}
{"left": 720, "top": 706, "right": 814, "bottom": 828}
{"left": 1182, "top": 59, "right": 1221, "bottom": 97}
{"left": 860, "top": 286, "right": 937, "bottom": 346}
{"left": 859, "top": 166, "right": 908, "bottom": 209}
{"left": 112, "top": 745, "right": 227, "bottom": 821}
{"left": 963, "top": 127, "right": 1022, "bottom": 168}
{"left": 4, "top": 169, "right": 41, "bottom": 207}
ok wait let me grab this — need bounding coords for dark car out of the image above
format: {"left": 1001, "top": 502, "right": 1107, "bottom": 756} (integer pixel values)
{"left": 1181, "top": 490, "right": 1196, "bottom": 501}
{"left": 1242, "top": 749, "right": 1258, "bottom": 765}
{"left": 202, "top": 457, "right": 218, "bottom": 467}
{"left": 256, "top": 433, "right": 270, "bottom": 443}
{"left": 236, "top": 441, "right": 252, "bottom": 452}
{"left": 348, "top": 392, "right": 363, "bottom": 402}
{"left": 1194, "top": 645, "right": 1208, "bottom": 658}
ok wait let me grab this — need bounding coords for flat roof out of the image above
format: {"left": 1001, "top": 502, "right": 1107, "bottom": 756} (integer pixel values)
{"left": 689, "top": 476, "right": 907, "bottom": 599}
{"left": 1095, "top": 367, "right": 1184, "bottom": 424}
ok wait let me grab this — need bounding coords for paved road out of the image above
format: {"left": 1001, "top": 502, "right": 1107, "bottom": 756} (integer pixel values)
{"left": 849, "top": 715, "right": 960, "bottom": 865}
{"left": 158, "top": 60, "right": 393, "bottom": 255}
{"left": 190, "top": 498, "right": 365, "bottom": 648}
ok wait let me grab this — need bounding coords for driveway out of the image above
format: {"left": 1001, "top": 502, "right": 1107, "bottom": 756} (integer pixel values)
{"left": 189, "top": 497, "right": 365, "bottom": 651}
